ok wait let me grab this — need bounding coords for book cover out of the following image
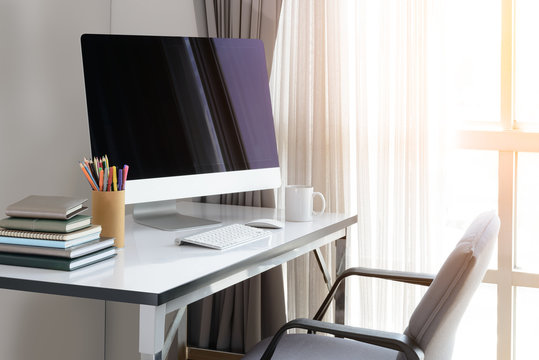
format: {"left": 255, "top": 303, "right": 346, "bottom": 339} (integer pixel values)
{"left": 0, "top": 215, "right": 92, "bottom": 233}
{"left": 6, "top": 195, "right": 88, "bottom": 220}
{"left": 0, "top": 237, "right": 114, "bottom": 258}
{"left": 0, "top": 247, "right": 117, "bottom": 271}
{"left": 0, "top": 232, "right": 100, "bottom": 248}
{"left": 0, "top": 224, "right": 101, "bottom": 241}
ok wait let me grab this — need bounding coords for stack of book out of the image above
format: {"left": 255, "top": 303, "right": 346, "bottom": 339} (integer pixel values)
{"left": 0, "top": 195, "right": 116, "bottom": 271}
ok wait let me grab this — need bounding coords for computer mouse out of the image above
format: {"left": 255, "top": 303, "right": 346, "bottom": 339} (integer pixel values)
{"left": 245, "top": 218, "right": 284, "bottom": 229}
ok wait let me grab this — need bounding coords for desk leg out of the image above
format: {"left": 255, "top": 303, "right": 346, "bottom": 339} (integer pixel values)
{"left": 334, "top": 236, "right": 347, "bottom": 325}
{"left": 314, "top": 248, "right": 332, "bottom": 292}
{"left": 139, "top": 304, "right": 166, "bottom": 360}
{"left": 312, "top": 233, "right": 348, "bottom": 325}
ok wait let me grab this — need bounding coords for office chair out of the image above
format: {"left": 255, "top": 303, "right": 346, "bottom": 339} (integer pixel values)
{"left": 243, "top": 211, "right": 500, "bottom": 360}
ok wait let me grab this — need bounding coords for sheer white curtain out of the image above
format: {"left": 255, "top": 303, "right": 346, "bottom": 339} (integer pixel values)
{"left": 270, "top": 0, "right": 445, "bottom": 331}
{"left": 270, "top": 0, "right": 354, "bottom": 321}
{"left": 351, "top": 0, "right": 445, "bottom": 332}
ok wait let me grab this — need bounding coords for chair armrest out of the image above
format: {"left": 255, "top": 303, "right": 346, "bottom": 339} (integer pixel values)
{"left": 340, "top": 267, "right": 435, "bottom": 286}
{"left": 260, "top": 318, "right": 424, "bottom": 360}
{"left": 314, "top": 267, "right": 435, "bottom": 320}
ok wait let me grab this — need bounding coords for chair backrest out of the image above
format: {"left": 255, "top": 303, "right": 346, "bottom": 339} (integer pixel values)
{"left": 402, "top": 211, "right": 500, "bottom": 360}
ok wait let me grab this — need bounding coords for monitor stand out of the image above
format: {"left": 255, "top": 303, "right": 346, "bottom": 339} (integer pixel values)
{"left": 132, "top": 200, "right": 220, "bottom": 231}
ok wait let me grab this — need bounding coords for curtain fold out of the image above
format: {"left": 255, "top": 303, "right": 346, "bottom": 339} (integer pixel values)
{"left": 270, "top": 0, "right": 352, "bottom": 322}
{"left": 188, "top": 0, "right": 285, "bottom": 353}
{"left": 188, "top": 259, "right": 286, "bottom": 352}
{"left": 351, "top": 0, "right": 444, "bottom": 332}
{"left": 205, "top": 0, "right": 282, "bottom": 76}
{"left": 270, "top": 0, "right": 444, "bottom": 332}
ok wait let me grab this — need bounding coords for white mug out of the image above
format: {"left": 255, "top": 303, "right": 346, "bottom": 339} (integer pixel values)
{"left": 285, "top": 185, "right": 326, "bottom": 222}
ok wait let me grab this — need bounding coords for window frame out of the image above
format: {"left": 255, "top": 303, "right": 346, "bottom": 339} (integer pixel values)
{"left": 455, "top": 1, "right": 539, "bottom": 359}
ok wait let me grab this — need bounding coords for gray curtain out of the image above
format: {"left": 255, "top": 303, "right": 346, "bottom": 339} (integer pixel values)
{"left": 188, "top": 0, "right": 285, "bottom": 354}
{"left": 205, "top": 0, "right": 282, "bottom": 76}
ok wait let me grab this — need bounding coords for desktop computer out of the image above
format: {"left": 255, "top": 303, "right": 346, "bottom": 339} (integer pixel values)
{"left": 81, "top": 34, "right": 281, "bottom": 230}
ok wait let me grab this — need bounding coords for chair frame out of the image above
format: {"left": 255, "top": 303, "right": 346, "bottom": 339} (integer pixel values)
{"left": 259, "top": 267, "right": 436, "bottom": 360}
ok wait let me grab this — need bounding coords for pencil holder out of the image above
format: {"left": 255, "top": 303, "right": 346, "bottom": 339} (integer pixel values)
{"left": 91, "top": 191, "right": 125, "bottom": 248}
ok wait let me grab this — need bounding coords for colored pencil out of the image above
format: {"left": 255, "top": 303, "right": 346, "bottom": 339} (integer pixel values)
{"left": 79, "top": 162, "right": 98, "bottom": 191}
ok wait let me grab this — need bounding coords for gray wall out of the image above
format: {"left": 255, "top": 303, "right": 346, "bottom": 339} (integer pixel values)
{"left": 0, "top": 1, "right": 205, "bottom": 358}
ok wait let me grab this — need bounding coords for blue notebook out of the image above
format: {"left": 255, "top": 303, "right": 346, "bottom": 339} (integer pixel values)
{"left": 0, "top": 232, "right": 100, "bottom": 248}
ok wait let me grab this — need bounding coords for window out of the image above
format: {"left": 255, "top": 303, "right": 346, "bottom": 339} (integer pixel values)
{"left": 340, "top": 2, "right": 537, "bottom": 357}
{"left": 445, "top": 0, "right": 539, "bottom": 358}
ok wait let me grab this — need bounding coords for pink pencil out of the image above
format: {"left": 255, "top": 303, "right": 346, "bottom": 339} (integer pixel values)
{"left": 122, "top": 165, "right": 129, "bottom": 190}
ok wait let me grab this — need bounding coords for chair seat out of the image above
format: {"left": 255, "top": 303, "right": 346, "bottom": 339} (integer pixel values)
{"left": 242, "top": 333, "right": 400, "bottom": 360}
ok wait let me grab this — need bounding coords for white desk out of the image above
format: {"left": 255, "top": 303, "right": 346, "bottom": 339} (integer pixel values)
{"left": 0, "top": 202, "right": 357, "bottom": 359}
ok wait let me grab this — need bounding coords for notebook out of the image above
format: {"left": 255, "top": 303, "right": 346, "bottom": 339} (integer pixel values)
{"left": 0, "top": 237, "right": 114, "bottom": 258}
{"left": 0, "top": 224, "right": 101, "bottom": 241}
{"left": 6, "top": 195, "right": 88, "bottom": 220}
{"left": 0, "top": 247, "right": 117, "bottom": 271}
{"left": 0, "top": 231, "right": 101, "bottom": 249}
{"left": 0, "top": 215, "right": 92, "bottom": 233}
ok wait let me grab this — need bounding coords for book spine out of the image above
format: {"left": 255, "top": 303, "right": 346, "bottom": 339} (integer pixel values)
{"left": 0, "top": 253, "right": 71, "bottom": 271}
{"left": 0, "top": 243, "right": 67, "bottom": 257}
{"left": 0, "top": 219, "right": 66, "bottom": 233}
{"left": 0, "top": 216, "right": 92, "bottom": 233}
{"left": 0, "top": 233, "right": 100, "bottom": 248}
{"left": 5, "top": 210, "right": 66, "bottom": 220}
{"left": 0, "top": 221, "right": 62, "bottom": 233}
{"left": 0, "top": 236, "right": 69, "bottom": 248}
{"left": 0, "top": 229, "right": 67, "bottom": 240}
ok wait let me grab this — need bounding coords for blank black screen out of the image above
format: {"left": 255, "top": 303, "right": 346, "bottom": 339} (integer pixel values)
{"left": 81, "top": 34, "right": 279, "bottom": 180}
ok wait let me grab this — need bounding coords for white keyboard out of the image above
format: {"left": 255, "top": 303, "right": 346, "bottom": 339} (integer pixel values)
{"left": 175, "top": 224, "right": 271, "bottom": 250}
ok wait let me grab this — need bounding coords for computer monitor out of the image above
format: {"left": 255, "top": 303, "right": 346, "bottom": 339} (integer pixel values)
{"left": 81, "top": 34, "right": 281, "bottom": 230}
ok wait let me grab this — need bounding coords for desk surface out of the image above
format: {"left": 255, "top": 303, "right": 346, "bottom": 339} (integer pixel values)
{"left": 0, "top": 202, "right": 357, "bottom": 307}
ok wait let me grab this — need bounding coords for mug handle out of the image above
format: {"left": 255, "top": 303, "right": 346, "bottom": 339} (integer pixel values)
{"left": 312, "top": 192, "right": 326, "bottom": 216}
